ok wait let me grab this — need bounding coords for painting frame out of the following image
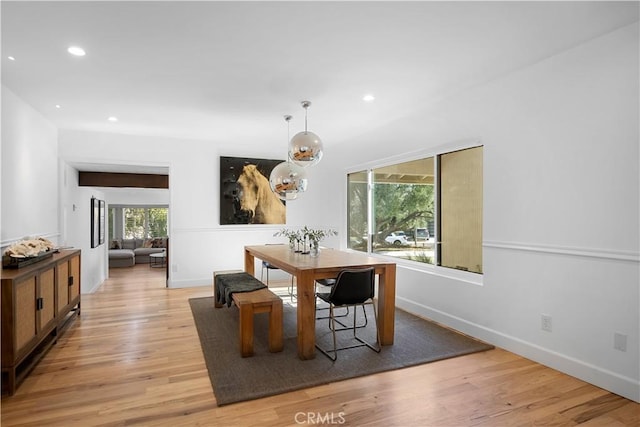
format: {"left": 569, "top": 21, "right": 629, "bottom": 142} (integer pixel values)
{"left": 219, "top": 156, "right": 285, "bottom": 225}
{"left": 90, "top": 197, "right": 100, "bottom": 248}
{"left": 99, "top": 199, "right": 106, "bottom": 245}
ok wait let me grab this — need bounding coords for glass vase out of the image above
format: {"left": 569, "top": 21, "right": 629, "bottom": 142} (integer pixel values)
{"left": 310, "top": 241, "right": 320, "bottom": 257}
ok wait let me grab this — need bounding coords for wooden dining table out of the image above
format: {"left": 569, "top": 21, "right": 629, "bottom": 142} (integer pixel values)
{"left": 244, "top": 245, "right": 397, "bottom": 360}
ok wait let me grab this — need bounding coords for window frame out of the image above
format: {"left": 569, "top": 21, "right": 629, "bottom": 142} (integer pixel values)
{"left": 344, "top": 140, "right": 483, "bottom": 286}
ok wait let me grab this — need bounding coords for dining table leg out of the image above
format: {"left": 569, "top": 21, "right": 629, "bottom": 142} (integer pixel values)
{"left": 296, "top": 270, "right": 317, "bottom": 359}
{"left": 377, "top": 264, "right": 396, "bottom": 345}
{"left": 244, "top": 249, "right": 255, "bottom": 276}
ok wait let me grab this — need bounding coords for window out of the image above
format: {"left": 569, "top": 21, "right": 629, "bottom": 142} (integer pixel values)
{"left": 108, "top": 207, "right": 115, "bottom": 240}
{"left": 347, "top": 145, "right": 482, "bottom": 274}
{"left": 372, "top": 157, "right": 435, "bottom": 264}
{"left": 347, "top": 171, "right": 369, "bottom": 252}
{"left": 109, "top": 206, "right": 168, "bottom": 240}
{"left": 438, "top": 147, "right": 483, "bottom": 273}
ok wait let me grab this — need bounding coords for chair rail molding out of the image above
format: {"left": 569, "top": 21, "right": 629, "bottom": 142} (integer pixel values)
{"left": 483, "top": 240, "right": 639, "bottom": 263}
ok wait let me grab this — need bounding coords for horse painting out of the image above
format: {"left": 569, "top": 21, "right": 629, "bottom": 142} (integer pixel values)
{"left": 236, "top": 164, "right": 286, "bottom": 224}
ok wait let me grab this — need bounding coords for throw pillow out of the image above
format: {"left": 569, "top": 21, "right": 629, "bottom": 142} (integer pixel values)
{"left": 110, "top": 239, "right": 121, "bottom": 250}
{"left": 143, "top": 239, "right": 153, "bottom": 248}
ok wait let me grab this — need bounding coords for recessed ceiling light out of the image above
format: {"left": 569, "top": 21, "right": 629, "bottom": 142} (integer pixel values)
{"left": 363, "top": 94, "right": 375, "bottom": 102}
{"left": 107, "top": 116, "right": 118, "bottom": 122}
{"left": 67, "top": 46, "right": 86, "bottom": 56}
{"left": 7, "top": 56, "right": 15, "bottom": 61}
{"left": 55, "top": 105, "right": 61, "bottom": 109}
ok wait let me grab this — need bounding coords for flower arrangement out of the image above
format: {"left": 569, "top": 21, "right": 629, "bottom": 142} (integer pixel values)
{"left": 303, "top": 226, "right": 338, "bottom": 244}
{"left": 274, "top": 228, "right": 302, "bottom": 251}
{"left": 274, "top": 228, "right": 299, "bottom": 242}
{"left": 274, "top": 227, "right": 337, "bottom": 255}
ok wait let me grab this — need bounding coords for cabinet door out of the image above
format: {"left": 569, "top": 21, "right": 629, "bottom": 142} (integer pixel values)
{"left": 56, "top": 261, "right": 69, "bottom": 316}
{"left": 68, "top": 255, "right": 80, "bottom": 303}
{"left": 38, "top": 268, "right": 56, "bottom": 332}
{"left": 15, "top": 277, "right": 37, "bottom": 354}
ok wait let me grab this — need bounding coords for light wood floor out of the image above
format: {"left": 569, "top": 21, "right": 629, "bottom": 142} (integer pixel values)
{"left": 1, "top": 265, "right": 638, "bottom": 426}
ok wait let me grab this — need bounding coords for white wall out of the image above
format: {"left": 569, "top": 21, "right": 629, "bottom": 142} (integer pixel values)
{"left": 1, "top": 86, "right": 59, "bottom": 246}
{"left": 59, "top": 163, "right": 107, "bottom": 293}
{"left": 103, "top": 187, "right": 169, "bottom": 206}
{"left": 0, "top": 86, "right": 108, "bottom": 299}
{"left": 329, "top": 23, "right": 639, "bottom": 402}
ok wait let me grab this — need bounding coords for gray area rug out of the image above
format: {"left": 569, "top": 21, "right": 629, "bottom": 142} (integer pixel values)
{"left": 189, "top": 295, "right": 493, "bottom": 406}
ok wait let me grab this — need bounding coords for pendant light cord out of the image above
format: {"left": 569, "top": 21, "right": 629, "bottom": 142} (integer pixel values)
{"left": 304, "top": 104, "right": 308, "bottom": 134}
{"left": 285, "top": 114, "right": 292, "bottom": 163}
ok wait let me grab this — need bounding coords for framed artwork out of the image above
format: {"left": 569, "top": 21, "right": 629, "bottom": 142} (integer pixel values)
{"left": 220, "top": 156, "right": 285, "bottom": 225}
{"left": 90, "top": 197, "right": 100, "bottom": 248}
{"left": 99, "top": 199, "right": 106, "bottom": 245}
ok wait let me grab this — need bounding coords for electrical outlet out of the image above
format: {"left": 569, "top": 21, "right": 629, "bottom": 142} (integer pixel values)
{"left": 614, "top": 332, "right": 627, "bottom": 352}
{"left": 541, "top": 314, "right": 552, "bottom": 332}
{"left": 172, "top": 264, "right": 178, "bottom": 273}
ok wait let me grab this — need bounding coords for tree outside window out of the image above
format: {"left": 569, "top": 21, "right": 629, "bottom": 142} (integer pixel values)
{"left": 111, "top": 207, "right": 168, "bottom": 239}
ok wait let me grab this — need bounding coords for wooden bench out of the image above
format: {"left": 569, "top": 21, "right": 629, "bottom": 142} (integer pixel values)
{"left": 213, "top": 271, "right": 283, "bottom": 357}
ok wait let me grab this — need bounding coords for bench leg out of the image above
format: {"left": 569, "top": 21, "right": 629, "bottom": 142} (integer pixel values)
{"left": 238, "top": 304, "right": 254, "bottom": 357}
{"left": 269, "top": 300, "right": 284, "bottom": 353}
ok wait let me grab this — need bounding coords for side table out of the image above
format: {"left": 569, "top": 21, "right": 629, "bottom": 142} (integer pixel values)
{"left": 149, "top": 251, "right": 166, "bottom": 268}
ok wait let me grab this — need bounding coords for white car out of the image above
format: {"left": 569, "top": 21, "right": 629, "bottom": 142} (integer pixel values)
{"left": 385, "top": 232, "right": 409, "bottom": 246}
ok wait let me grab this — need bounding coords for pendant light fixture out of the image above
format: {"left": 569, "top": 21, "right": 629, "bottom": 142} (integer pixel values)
{"left": 269, "top": 115, "right": 308, "bottom": 201}
{"left": 289, "top": 100, "right": 323, "bottom": 167}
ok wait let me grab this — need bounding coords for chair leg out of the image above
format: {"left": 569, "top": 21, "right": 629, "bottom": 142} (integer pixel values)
{"left": 354, "top": 302, "right": 380, "bottom": 353}
{"left": 330, "top": 305, "right": 338, "bottom": 359}
{"left": 315, "top": 301, "right": 380, "bottom": 361}
{"left": 349, "top": 304, "right": 370, "bottom": 336}
{"left": 287, "top": 275, "right": 296, "bottom": 302}
{"left": 319, "top": 303, "right": 367, "bottom": 330}
{"left": 316, "top": 301, "right": 349, "bottom": 320}
{"left": 316, "top": 304, "right": 338, "bottom": 361}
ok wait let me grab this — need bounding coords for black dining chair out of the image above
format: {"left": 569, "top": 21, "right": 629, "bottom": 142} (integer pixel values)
{"left": 315, "top": 278, "right": 355, "bottom": 327}
{"left": 261, "top": 261, "right": 295, "bottom": 300}
{"left": 315, "top": 268, "right": 381, "bottom": 361}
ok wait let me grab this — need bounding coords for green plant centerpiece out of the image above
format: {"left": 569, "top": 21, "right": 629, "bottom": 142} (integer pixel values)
{"left": 274, "top": 228, "right": 302, "bottom": 252}
{"left": 303, "top": 226, "right": 338, "bottom": 256}
{"left": 274, "top": 227, "right": 337, "bottom": 255}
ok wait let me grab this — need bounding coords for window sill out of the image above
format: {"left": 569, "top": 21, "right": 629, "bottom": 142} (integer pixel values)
{"left": 346, "top": 248, "right": 484, "bottom": 286}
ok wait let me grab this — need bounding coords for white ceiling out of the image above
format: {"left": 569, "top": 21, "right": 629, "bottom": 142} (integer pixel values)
{"left": 2, "top": 1, "right": 638, "bottom": 163}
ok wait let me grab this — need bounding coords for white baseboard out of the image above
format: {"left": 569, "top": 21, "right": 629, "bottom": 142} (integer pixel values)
{"left": 85, "top": 279, "right": 104, "bottom": 294}
{"left": 396, "top": 296, "right": 640, "bottom": 403}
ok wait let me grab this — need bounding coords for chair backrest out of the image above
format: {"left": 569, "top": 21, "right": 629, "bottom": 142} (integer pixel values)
{"left": 329, "top": 268, "right": 375, "bottom": 306}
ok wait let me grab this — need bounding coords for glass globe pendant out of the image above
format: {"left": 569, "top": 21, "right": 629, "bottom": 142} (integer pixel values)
{"left": 270, "top": 115, "right": 308, "bottom": 201}
{"left": 289, "top": 101, "right": 323, "bottom": 167}
{"left": 269, "top": 161, "right": 308, "bottom": 201}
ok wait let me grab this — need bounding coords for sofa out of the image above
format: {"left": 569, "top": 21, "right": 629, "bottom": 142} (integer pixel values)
{"left": 109, "top": 237, "right": 167, "bottom": 268}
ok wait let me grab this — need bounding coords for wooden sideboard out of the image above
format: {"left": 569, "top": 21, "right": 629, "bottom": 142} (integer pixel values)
{"left": 1, "top": 249, "right": 81, "bottom": 396}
